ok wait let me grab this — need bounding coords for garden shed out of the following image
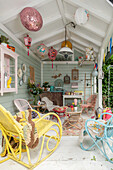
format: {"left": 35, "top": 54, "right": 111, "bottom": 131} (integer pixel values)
{"left": 0, "top": 0, "right": 113, "bottom": 169}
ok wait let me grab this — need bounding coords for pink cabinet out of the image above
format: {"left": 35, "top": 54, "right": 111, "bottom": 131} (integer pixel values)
{"left": 0, "top": 45, "right": 19, "bottom": 96}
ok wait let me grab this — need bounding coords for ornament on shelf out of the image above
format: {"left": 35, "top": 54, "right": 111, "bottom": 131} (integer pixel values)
{"left": 20, "top": 7, "right": 43, "bottom": 31}
{"left": 74, "top": 8, "right": 89, "bottom": 25}
{"left": 48, "top": 47, "right": 57, "bottom": 68}
{"left": 85, "top": 47, "right": 94, "bottom": 61}
{"left": 78, "top": 56, "right": 84, "bottom": 66}
{"left": 24, "top": 35, "right": 32, "bottom": 56}
{"left": 37, "top": 44, "right": 48, "bottom": 58}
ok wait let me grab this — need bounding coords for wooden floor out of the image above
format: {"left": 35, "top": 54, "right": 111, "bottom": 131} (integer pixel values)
{"left": 0, "top": 133, "right": 112, "bottom": 170}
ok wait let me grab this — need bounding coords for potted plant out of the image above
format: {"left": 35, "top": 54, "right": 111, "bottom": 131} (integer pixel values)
{"left": 0, "top": 35, "right": 9, "bottom": 46}
{"left": 28, "top": 79, "right": 43, "bottom": 105}
{"left": 72, "top": 102, "right": 77, "bottom": 111}
{"left": 42, "top": 82, "right": 50, "bottom": 91}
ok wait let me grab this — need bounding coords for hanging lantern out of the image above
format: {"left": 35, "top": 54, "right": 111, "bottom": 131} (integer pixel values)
{"left": 37, "top": 44, "right": 48, "bottom": 57}
{"left": 24, "top": 35, "right": 32, "bottom": 56}
{"left": 92, "top": 69, "right": 98, "bottom": 77}
{"left": 92, "top": 63, "right": 98, "bottom": 77}
{"left": 61, "top": 40, "right": 72, "bottom": 49}
{"left": 48, "top": 47, "right": 57, "bottom": 68}
{"left": 20, "top": 7, "right": 43, "bottom": 31}
{"left": 74, "top": 8, "right": 89, "bottom": 25}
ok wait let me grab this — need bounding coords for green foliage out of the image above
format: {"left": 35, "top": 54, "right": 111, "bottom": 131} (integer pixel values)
{"left": 42, "top": 82, "right": 50, "bottom": 88}
{"left": 28, "top": 78, "right": 43, "bottom": 95}
{"left": 91, "top": 156, "right": 96, "bottom": 161}
{"left": 0, "top": 35, "right": 9, "bottom": 44}
{"left": 102, "top": 55, "right": 113, "bottom": 108}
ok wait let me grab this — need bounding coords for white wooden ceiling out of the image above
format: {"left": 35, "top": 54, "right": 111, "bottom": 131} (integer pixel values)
{"left": 0, "top": 0, "right": 113, "bottom": 61}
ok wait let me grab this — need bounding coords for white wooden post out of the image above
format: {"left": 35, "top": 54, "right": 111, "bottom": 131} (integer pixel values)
{"left": 98, "top": 48, "right": 104, "bottom": 108}
{"left": 41, "top": 62, "right": 43, "bottom": 86}
{"left": 94, "top": 76, "right": 96, "bottom": 93}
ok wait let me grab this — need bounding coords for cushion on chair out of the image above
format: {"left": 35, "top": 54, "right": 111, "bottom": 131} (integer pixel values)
{"left": 15, "top": 109, "right": 39, "bottom": 149}
{"left": 52, "top": 106, "right": 68, "bottom": 113}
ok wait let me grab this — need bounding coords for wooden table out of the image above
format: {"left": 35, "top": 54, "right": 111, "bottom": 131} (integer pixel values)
{"left": 63, "top": 107, "right": 83, "bottom": 130}
{"left": 65, "top": 107, "right": 82, "bottom": 117}
{"left": 31, "top": 104, "right": 46, "bottom": 113}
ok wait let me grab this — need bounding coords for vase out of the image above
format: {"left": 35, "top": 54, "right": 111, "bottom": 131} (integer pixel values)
{"left": 1, "top": 43, "right": 8, "bottom": 47}
{"left": 71, "top": 107, "right": 74, "bottom": 112}
{"left": 74, "top": 107, "right": 77, "bottom": 111}
{"left": 44, "top": 87, "right": 47, "bottom": 91}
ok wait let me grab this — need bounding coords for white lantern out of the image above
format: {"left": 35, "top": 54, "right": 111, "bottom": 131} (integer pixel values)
{"left": 74, "top": 8, "right": 89, "bottom": 25}
{"left": 92, "top": 69, "right": 98, "bottom": 77}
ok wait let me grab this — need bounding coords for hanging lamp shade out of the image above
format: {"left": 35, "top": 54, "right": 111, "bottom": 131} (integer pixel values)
{"left": 20, "top": 7, "right": 43, "bottom": 31}
{"left": 74, "top": 8, "right": 89, "bottom": 25}
{"left": 59, "top": 22, "right": 75, "bottom": 57}
{"left": 59, "top": 47, "right": 73, "bottom": 55}
{"left": 37, "top": 44, "right": 48, "bottom": 57}
{"left": 24, "top": 34, "right": 32, "bottom": 56}
{"left": 48, "top": 47, "right": 57, "bottom": 68}
{"left": 61, "top": 40, "right": 72, "bottom": 49}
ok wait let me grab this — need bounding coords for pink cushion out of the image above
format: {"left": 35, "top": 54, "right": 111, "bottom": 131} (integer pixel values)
{"left": 53, "top": 106, "right": 68, "bottom": 113}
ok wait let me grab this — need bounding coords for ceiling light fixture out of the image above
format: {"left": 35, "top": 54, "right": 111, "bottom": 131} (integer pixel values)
{"left": 59, "top": 22, "right": 76, "bottom": 58}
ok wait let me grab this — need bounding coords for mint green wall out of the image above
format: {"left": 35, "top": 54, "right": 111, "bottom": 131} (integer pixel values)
{"left": 74, "top": 49, "right": 85, "bottom": 61}
{"left": 43, "top": 63, "right": 94, "bottom": 102}
{"left": 0, "top": 30, "right": 41, "bottom": 115}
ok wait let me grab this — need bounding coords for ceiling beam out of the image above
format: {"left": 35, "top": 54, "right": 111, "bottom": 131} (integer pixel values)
{"left": 46, "top": 38, "right": 64, "bottom": 47}
{"left": 0, "top": 23, "right": 41, "bottom": 62}
{"left": 73, "top": 47, "right": 85, "bottom": 55}
{"left": 47, "top": 38, "right": 86, "bottom": 53}
{"left": 32, "top": 28, "right": 64, "bottom": 45}
{"left": 71, "top": 37, "right": 99, "bottom": 53}
{"left": 15, "top": 15, "right": 62, "bottom": 38}
{"left": 56, "top": 0, "right": 71, "bottom": 39}
{"left": 72, "top": 42, "right": 86, "bottom": 52}
{"left": 69, "top": 28, "right": 102, "bottom": 47}
{"left": 66, "top": 13, "right": 105, "bottom": 38}
{"left": 1, "top": 0, "right": 53, "bottom": 24}
{"left": 64, "top": 0, "right": 110, "bottom": 24}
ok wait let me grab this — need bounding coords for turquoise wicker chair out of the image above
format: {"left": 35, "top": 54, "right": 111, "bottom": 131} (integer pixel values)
{"left": 80, "top": 112, "right": 113, "bottom": 163}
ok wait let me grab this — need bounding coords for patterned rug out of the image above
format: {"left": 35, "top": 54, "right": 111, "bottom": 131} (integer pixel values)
{"left": 62, "top": 116, "right": 86, "bottom": 136}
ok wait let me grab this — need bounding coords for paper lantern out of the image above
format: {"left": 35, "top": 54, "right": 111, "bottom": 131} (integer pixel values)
{"left": 20, "top": 7, "right": 43, "bottom": 31}
{"left": 61, "top": 40, "right": 72, "bottom": 49}
{"left": 24, "top": 35, "right": 32, "bottom": 56}
{"left": 48, "top": 47, "right": 57, "bottom": 68}
{"left": 37, "top": 44, "right": 48, "bottom": 57}
{"left": 74, "top": 8, "right": 89, "bottom": 25}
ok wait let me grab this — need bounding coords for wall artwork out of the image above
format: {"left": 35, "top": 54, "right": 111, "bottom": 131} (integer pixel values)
{"left": 52, "top": 73, "right": 62, "bottom": 79}
{"left": 64, "top": 74, "right": 70, "bottom": 84}
{"left": 29, "top": 66, "right": 35, "bottom": 82}
{"left": 72, "top": 68, "right": 79, "bottom": 80}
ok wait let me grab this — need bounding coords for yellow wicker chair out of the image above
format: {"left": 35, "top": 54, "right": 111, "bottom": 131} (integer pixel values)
{"left": 0, "top": 105, "right": 62, "bottom": 169}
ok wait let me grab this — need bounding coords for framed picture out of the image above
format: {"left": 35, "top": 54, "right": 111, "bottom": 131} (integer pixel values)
{"left": 64, "top": 74, "right": 70, "bottom": 84}
{"left": 72, "top": 68, "right": 79, "bottom": 80}
{"left": 29, "top": 66, "right": 35, "bottom": 82}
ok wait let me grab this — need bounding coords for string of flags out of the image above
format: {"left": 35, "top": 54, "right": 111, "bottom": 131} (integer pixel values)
{"left": 103, "top": 36, "right": 113, "bottom": 63}
{"left": 94, "top": 63, "right": 98, "bottom": 70}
